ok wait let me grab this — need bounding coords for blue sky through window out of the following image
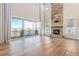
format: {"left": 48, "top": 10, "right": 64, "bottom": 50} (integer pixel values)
{"left": 11, "top": 17, "right": 40, "bottom": 30}
{"left": 11, "top": 17, "right": 22, "bottom": 29}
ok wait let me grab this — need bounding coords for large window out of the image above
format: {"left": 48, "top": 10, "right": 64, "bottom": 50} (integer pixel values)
{"left": 24, "top": 21, "right": 40, "bottom": 36}
{"left": 11, "top": 17, "right": 40, "bottom": 39}
{"left": 11, "top": 17, "right": 22, "bottom": 38}
{"left": 24, "top": 21, "right": 35, "bottom": 36}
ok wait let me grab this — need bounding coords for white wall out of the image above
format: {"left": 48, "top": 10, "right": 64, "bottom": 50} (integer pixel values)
{"left": 63, "top": 3, "right": 79, "bottom": 40}
{"left": 11, "top": 3, "right": 40, "bottom": 21}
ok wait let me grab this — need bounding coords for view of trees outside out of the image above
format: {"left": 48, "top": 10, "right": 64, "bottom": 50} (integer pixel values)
{"left": 11, "top": 17, "right": 40, "bottom": 39}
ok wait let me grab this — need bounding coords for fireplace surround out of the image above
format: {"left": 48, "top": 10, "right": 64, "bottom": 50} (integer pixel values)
{"left": 51, "top": 26, "right": 63, "bottom": 37}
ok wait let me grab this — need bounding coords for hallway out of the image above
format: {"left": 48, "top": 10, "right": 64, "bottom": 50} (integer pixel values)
{"left": 0, "top": 36, "right": 79, "bottom": 56}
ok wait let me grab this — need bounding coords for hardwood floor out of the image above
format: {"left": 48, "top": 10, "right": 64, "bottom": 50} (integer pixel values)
{"left": 0, "top": 36, "right": 79, "bottom": 56}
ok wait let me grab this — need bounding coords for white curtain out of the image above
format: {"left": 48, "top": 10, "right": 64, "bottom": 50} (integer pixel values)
{"left": 0, "top": 3, "right": 4, "bottom": 44}
{"left": 0, "top": 3, "right": 10, "bottom": 44}
{"left": 4, "top": 3, "right": 11, "bottom": 43}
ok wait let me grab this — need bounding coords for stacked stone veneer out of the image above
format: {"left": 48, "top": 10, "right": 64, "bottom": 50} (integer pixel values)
{"left": 51, "top": 3, "right": 63, "bottom": 37}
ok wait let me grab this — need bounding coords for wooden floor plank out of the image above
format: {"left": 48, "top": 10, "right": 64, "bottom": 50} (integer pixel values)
{"left": 0, "top": 36, "right": 79, "bottom": 56}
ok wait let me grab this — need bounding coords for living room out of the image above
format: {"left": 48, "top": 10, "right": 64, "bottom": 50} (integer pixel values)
{"left": 0, "top": 3, "right": 79, "bottom": 56}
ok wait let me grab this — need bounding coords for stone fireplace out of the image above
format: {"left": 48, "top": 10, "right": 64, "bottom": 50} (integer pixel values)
{"left": 51, "top": 3, "right": 63, "bottom": 37}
